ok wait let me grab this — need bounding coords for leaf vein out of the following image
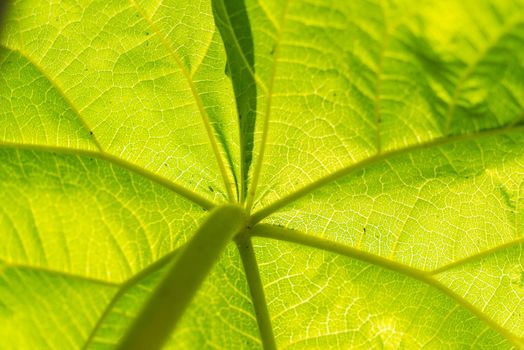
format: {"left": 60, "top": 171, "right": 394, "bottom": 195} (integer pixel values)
{"left": 127, "top": 0, "right": 236, "bottom": 201}
{"left": 252, "top": 124, "right": 524, "bottom": 223}
{"left": 252, "top": 224, "right": 523, "bottom": 347}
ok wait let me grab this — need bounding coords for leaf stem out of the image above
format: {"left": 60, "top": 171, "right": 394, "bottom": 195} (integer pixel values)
{"left": 235, "top": 235, "right": 277, "bottom": 350}
{"left": 82, "top": 249, "right": 182, "bottom": 350}
{"left": 117, "top": 205, "right": 247, "bottom": 350}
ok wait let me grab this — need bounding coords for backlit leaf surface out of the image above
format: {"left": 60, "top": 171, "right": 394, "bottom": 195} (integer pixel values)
{"left": 1, "top": 0, "right": 523, "bottom": 349}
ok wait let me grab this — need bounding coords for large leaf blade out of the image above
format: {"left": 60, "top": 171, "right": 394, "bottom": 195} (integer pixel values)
{"left": 259, "top": 131, "right": 524, "bottom": 344}
{"left": 0, "top": 0, "right": 239, "bottom": 200}
{"left": 0, "top": 267, "right": 116, "bottom": 350}
{"left": 261, "top": 131, "right": 524, "bottom": 270}
{"left": 0, "top": 148, "right": 208, "bottom": 348}
{"left": 0, "top": 149, "right": 206, "bottom": 281}
{"left": 1, "top": 0, "right": 524, "bottom": 348}
{"left": 239, "top": 0, "right": 524, "bottom": 209}
{"left": 253, "top": 237, "right": 517, "bottom": 349}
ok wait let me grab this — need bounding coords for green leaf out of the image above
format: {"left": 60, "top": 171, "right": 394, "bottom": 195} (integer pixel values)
{"left": 118, "top": 205, "right": 246, "bottom": 350}
{"left": 1, "top": 0, "right": 524, "bottom": 349}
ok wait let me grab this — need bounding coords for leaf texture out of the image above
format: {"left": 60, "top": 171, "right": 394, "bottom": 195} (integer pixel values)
{"left": 1, "top": 0, "right": 524, "bottom": 349}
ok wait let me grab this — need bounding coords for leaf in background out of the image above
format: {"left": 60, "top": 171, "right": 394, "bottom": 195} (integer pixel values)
{"left": 1, "top": 0, "right": 524, "bottom": 349}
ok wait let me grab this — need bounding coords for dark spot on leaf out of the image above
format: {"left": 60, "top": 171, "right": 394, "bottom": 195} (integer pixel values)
{"left": 224, "top": 61, "right": 231, "bottom": 78}
{"left": 270, "top": 45, "right": 276, "bottom": 55}
{"left": 145, "top": 31, "right": 149, "bottom": 36}
{"left": 89, "top": 131, "right": 93, "bottom": 135}
{"left": 208, "top": 186, "right": 214, "bottom": 192}
{"left": 363, "top": 227, "right": 366, "bottom": 233}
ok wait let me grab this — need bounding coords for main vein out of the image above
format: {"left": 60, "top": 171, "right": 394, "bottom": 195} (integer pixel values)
{"left": 128, "top": 0, "right": 236, "bottom": 202}
{"left": 429, "top": 236, "right": 524, "bottom": 275}
{"left": 245, "top": 0, "right": 291, "bottom": 211}
{"left": 0, "top": 44, "right": 216, "bottom": 210}
{"left": 0, "top": 258, "right": 118, "bottom": 287}
{"left": 0, "top": 142, "right": 215, "bottom": 210}
{"left": 251, "top": 224, "right": 522, "bottom": 347}
{"left": 0, "top": 45, "right": 104, "bottom": 152}
{"left": 251, "top": 123, "right": 524, "bottom": 223}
